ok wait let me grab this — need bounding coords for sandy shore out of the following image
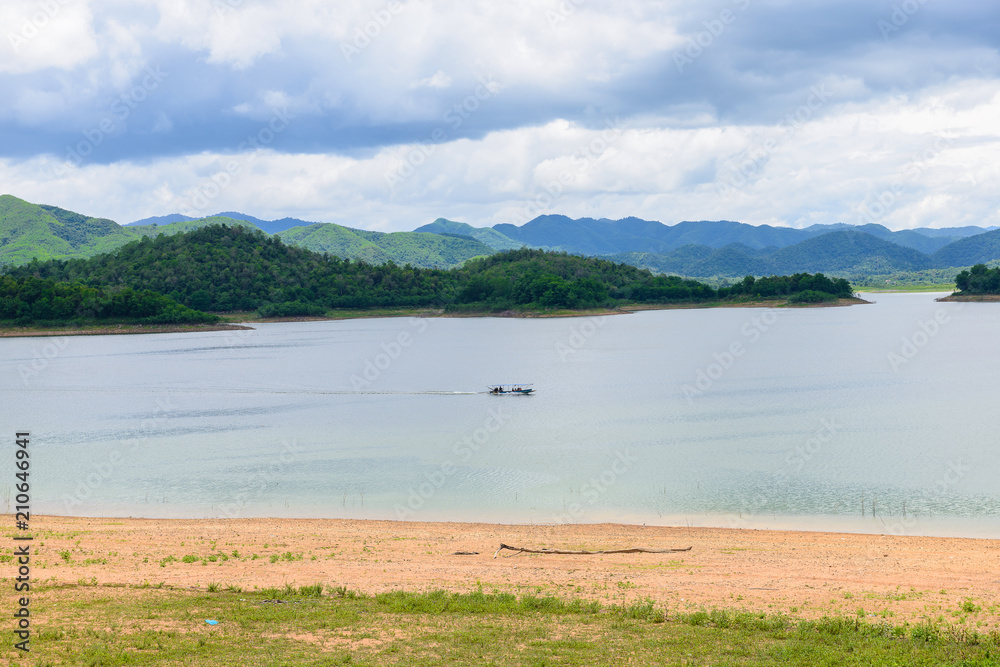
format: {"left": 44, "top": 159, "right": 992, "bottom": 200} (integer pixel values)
{"left": 17, "top": 515, "right": 999, "bottom": 627}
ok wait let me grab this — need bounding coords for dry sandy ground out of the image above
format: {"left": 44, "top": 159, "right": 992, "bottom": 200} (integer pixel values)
{"left": 17, "top": 515, "right": 1000, "bottom": 628}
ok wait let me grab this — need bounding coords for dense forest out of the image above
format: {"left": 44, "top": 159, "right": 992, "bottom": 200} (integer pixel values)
{"left": 4, "top": 224, "right": 856, "bottom": 323}
{"left": 954, "top": 264, "right": 1000, "bottom": 293}
{"left": 718, "top": 273, "right": 854, "bottom": 303}
{"left": 447, "top": 248, "right": 716, "bottom": 311}
{"left": 0, "top": 275, "right": 219, "bottom": 326}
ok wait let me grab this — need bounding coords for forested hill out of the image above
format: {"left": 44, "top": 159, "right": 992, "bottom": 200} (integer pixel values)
{"left": 5, "top": 224, "right": 855, "bottom": 316}
{"left": 0, "top": 194, "right": 493, "bottom": 269}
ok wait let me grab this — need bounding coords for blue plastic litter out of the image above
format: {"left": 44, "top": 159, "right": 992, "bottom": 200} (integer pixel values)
{"left": 205, "top": 619, "right": 218, "bottom": 625}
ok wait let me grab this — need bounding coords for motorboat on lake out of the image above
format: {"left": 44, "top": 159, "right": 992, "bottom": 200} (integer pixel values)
{"left": 488, "top": 383, "right": 534, "bottom": 395}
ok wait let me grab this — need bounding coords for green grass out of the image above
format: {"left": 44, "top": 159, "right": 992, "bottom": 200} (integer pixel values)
{"left": 859, "top": 283, "right": 956, "bottom": 293}
{"left": 12, "top": 584, "right": 1000, "bottom": 666}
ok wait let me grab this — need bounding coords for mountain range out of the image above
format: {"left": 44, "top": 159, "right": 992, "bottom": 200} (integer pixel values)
{"left": 416, "top": 215, "right": 1000, "bottom": 277}
{"left": 3, "top": 193, "right": 1000, "bottom": 279}
{"left": 0, "top": 195, "right": 493, "bottom": 270}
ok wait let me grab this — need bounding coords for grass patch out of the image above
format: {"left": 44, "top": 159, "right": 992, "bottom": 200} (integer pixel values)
{"left": 20, "top": 584, "right": 1000, "bottom": 666}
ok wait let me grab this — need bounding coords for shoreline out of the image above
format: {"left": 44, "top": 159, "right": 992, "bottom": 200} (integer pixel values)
{"left": 0, "top": 296, "right": 872, "bottom": 337}
{"left": 0, "top": 322, "right": 252, "bottom": 338}
{"left": 936, "top": 293, "right": 1000, "bottom": 302}
{"left": 13, "top": 514, "right": 999, "bottom": 628}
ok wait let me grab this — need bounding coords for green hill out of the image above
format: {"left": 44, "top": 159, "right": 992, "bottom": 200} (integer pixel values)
{"left": 278, "top": 224, "right": 495, "bottom": 268}
{"left": 10, "top": 195, "right": 1000, "bottom": 282}
{"left": 0, "top": 274, "right": 218, "bottom": 326}
{"left": 602, "top": 232, "right": 934, "bottom": 278}
{"left": 0, "top": 197, "right": 498, "bottom": 270}
{"left": 765, "top": 231, "right": 933, "bottom": 274}
{"left": 130, "top": 216, "right": 262, "bottom": 238}
{"left": 6, "top": 224, "right": 495, "bottom": 312}
{"left": 5, "top": 225, "right": 432, "bottom": 312}
{"left": 932, "top": 229, "right": 1000, "bottom": 267}
{"left": 6, "top": 225, "right": 763, "bottom": 313}
{"left": 275, "top": 223, "right": 382, "bottom": 259}
{"left": 0, "top": 194, "right": 139, "bottom": 266}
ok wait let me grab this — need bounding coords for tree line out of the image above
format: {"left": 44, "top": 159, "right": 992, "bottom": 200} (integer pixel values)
{"left": 718, "top": 273, "right": 854, "bottom": 303}
{"left": 4, "top": 224, "right": 856, "bottom": 321}
{"left": 955, "top": 264, "right": 1000, "bottom": 293}
{"left": 0, "top": 275, "right": 219, "bottom": 326}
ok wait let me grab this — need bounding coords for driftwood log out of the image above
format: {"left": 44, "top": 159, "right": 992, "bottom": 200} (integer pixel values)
{"left": 493, "top": 543, "right": 692, "bottom": 558}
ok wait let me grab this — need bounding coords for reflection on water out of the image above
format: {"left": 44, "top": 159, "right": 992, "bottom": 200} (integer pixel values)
{"left": 2, "top": 293, "right": 999, "bottom": 538}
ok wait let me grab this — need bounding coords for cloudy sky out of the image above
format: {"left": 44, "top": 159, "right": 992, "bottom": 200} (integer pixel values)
{"left": 1, "top": 0, "right": 999, "bottom": 231}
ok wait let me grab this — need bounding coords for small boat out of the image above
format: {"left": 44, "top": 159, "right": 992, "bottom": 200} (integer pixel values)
{"left": 487, "top": 383, "right": 534, "bottom": 395}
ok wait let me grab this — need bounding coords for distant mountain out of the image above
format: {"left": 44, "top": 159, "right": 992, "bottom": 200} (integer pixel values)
{"left": 278, "top": 224, "right": 494, "bottom": 268}
{"left": 131, "top": 216, "right": 262, "bottom": 238}
{"left": 0, "top": 197, "right": 495, "bottom": 270}
{"left": 212, "top": 212, "right": 316, "bottom": 234}
{"left": 766, "top": 231, "right": 933, "bottom": 273}
{"left": 414, "top": 218, "right": 524, "bottom": 251}
{"left": 932, "top": 229, "right": 1000, "bottom": 267}
{"left": 604, "top": 231, "right": 936, "bottom": 277}
{"left": 7, "top": 194, "right": 1000, "bottom": 279}
{"left": 128, "top": 211, "right": 317, "bottom": 234}
{"left": 126, "top": 213, "right": 195, "bottom": 226}
{"left": 805, "top": 223, "right": 953, "bottom": 254}
{"left": 488, "top": 215, "right": 977, "bottom": 256}
{"left": 912, "top": 226, "right": 997, "bottom": 239}
{"left": 494, "top": 214, "right": 695, "bottom": 254}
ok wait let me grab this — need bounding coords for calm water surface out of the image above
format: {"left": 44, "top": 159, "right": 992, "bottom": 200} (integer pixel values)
{"left": 2, "top": 293, "right": 999, "bottom": 538}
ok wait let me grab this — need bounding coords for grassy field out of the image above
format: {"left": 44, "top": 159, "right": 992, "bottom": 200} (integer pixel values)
{"left": 858, "top": 284, "right": 956, "bottom": 293}
{"left": 10, "top": 584, "right": 999, "bottom": 666}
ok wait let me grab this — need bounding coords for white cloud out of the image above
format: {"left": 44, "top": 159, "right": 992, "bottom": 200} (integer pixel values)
{"left": 4, "top": 75, "right": 998, "bottom": 232}
{"left": 411, "top": 70, "right": 452, "bottom": 89}
{"left": 1, "top": 1, "right": 999, "bottom": 236}
{"left": 0, "top": 0, "right": 99, "bottom": 74}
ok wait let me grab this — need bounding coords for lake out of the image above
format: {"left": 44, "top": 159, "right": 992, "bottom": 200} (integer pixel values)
{"left": 3, "top": 292, "right": 999, "bottom": 538}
